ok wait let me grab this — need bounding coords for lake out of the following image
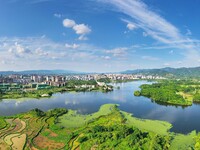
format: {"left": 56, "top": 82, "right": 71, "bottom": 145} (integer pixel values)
{"left": 0, "top": 81, "right": 200, "bottom": 134}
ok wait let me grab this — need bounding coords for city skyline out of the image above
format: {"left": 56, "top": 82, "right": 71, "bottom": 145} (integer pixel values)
{"left": 0, "top": 0, "right": 200, "bottom": 72}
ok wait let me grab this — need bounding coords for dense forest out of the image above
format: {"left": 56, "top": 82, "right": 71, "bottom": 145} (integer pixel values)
{"left": 134, "top": 80, "right": 200, "bottom": 106}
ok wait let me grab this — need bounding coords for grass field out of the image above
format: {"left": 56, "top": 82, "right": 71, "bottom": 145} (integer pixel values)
{"left": 177, "top": 92, "right": 194, "bottom": 101}
{"left": 170, "top": 131, "right": 196, "bottom": 150}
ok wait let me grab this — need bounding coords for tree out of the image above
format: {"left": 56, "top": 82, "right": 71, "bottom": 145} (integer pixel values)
{"left": 134, "top": 91, "right": 141, "bottom": 96}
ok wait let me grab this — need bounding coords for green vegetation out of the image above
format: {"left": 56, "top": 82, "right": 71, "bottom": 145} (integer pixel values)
{"left": 58, "top": 104, "right": 115, "bottom": 128}
{"left": 97, "top": 77, "right": 135, "bottom": 83}
{"left": 193, "top": 93, "right": 200, "bottom": 102}
{"left": 121, "top": 111, "right": 171, "bottom": 135}
{"left": 134, "top": 80, "right": 200, "bottom": 106}
{"left": 170, "top": 132, "right": 196, "bottom": 150}
{"left": 0, "top": 117, "right": 7, "bottom": 130}
{"left": 97, "top": 78, "right": 112, "bottom": 83}
{"left": 194, "top": 133, "right": 200, "bottom": 149}
{"left": 66, "top": 80, "right": 98, "bottom": 87}
{"left": 0, "top": 104, "right": 198, "bottom": 149}
{"left": 134, "top": 90, "right": 141, "bottom": 96}
{"left": 0, "top": 86, "right": 63, "bottom": 99}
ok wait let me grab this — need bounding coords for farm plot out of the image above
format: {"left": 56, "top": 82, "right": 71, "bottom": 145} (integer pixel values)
{"left": 11, "top": 134, "right": 27, "bottom": 150}
{"left": 33, "top": 134, "right": 65, "bottom": 150}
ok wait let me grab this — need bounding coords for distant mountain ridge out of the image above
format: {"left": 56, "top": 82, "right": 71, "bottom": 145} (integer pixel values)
{"left": 122, "top": 67, "right": 200, "bottom": 78}
{"left": 0, "top": 70, "right": 83, "bottom": 75}
{"left": 1, "top": 67, "right": 200, "bottom": 77}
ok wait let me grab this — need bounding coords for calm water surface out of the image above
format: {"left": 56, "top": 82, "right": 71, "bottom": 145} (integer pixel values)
{"left": 0, "top": 81, "right": 200, "bottom": 134}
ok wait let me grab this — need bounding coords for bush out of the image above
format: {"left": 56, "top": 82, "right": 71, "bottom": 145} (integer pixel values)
{"left": 134, "top": 91, "right": 141, "bottom": 96}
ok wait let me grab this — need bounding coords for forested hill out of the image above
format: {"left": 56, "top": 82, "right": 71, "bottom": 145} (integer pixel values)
{"left": 122, "top": 67, "right": 200, "bottom": 78}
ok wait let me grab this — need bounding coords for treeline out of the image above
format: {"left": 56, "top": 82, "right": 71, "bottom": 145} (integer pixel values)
{"left": 25, "top": 108, "right": 68, "bottom": 118}
{"left": 66, "top": 80, "right": 98, "bottom": 87}
{"left": 78, "top": 125, "right": 169, "bottom": 150}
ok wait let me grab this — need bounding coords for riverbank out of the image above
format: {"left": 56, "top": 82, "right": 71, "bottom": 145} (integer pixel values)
{"left": 0, "top": 83, "right": 113, "bottom": 100}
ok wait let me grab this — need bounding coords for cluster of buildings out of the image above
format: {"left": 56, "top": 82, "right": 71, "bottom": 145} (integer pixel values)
{"left": 98, "top": 74, "right": 165, "bottom": 80}
{"left": 0, "top": 75, "right": 67, "bottom": 92}
{"left": 0, "top": 74, "right": 165, "bottom": 84}
{"left": 0, "top": 73, "right": 165, "bottom": 92}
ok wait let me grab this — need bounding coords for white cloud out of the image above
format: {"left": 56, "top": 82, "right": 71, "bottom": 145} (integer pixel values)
{"left": 105, "top": 0, "right": 180, "bottom": 44}
{"left": 127, "top": 23, "right": 137, "bottom": 30}
{"left": 73, "top": 24, "right": 91, "bottom": 35}
{"left": 54, "top": 13, "right": 62, "bottom": 18}
{"left": 7, "top": 42, "right": 32, "bottom": 58}
{"left": 35, "top": 48, "right": 48, "bottom": 56}
{"left": 0, "top": 37, "right": 123, "bottom": 72}
{"left": 102, "top": 56, "right": 111, "bottom": 60}
{"left": 78, "top": 35, "right": 88, "bottom": 41}
{"left": 65, "top": 43, "right": 80, "bottom": 49}
{"left": 101, "top": 1, "right": 196, "bottom": 47}
{"left": 63, "top": 19, "right": 76, "bottom": 28}
{"left": 105, "top": 47, "right": 128, "bottom": 57}
{"left": 63, "top": 18, "right": 91, "bottom": 40}
{"left": 122, "top": 19, "right": 138, "bottom": 31}
{"left": 15, "top": 43, "right": 32, "bottom": 55}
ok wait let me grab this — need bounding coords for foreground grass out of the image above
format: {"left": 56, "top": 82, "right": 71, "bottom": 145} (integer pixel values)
{"left": 0, "top": 103, "right": 198, "bottom": 149}
{"left": 0, "top": 117, "right": 7, "bottom": 130}
{"left": 170, "top": 131, "right": 196, "bottom": 150}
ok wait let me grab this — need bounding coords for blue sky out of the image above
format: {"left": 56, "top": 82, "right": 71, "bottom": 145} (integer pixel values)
{"left": 0, "top": 0, "right": 200, "bottom": 72}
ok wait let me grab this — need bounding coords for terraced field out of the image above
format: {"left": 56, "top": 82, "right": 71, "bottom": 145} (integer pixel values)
{"left": 0, "top": 109, "right": 68, "bottom": 150}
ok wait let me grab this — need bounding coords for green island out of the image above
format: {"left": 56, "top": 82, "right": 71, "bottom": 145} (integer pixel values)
{"left": 0, "top": 80, "right": 113, "bottom": 100}
{"left": 0, "top": 104, "right": 199, "bottom": 150}
{"left": 134, "top": 80, "right": 200, "bottom": 106}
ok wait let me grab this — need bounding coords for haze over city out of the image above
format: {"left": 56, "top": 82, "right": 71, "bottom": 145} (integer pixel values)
{"left": 0, "top": 0, "right": 200, "bottom": 72}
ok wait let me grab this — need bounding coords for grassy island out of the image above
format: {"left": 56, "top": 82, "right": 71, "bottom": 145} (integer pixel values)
{"left": 134, "top": 80, "right": 200, "bottom": 106}
{"left": 0, "top": 104, "right": 198, "bottom": 149}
